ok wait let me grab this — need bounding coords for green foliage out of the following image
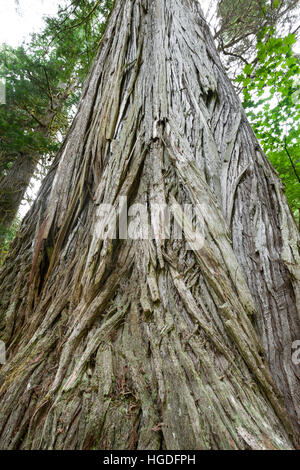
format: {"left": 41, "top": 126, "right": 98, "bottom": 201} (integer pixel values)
{"left": 0, "top": 0, "right": 113, "bottom": 257}
{"left": 217, "top": 0, "right": 269, "bottom": 46}
{"left": 216, "top": 0, "right": 300, "bottom": 77}
{"left": 268, "top": 144, "right": 300, "bottom": 215}
{"left": 42, "top": 0, "right": 113, "bottom": 82}
{"left": 236, "top": 29, "right": 300, "bottom": 151}
{"left": 0, "top": 0, "right": 112, "bottom": 177}
{"left": 0, "top": 45, "right": 62, "bottom": 165}
{"left": 236, "top": 27, "right": 300, "bottom": 221}
{"left": 0, "top": 217, "right": 20, "bottom": 264}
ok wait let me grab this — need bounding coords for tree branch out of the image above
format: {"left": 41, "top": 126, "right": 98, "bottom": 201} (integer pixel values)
{"left": 284, "top": 136, "right": 300, "bottom": 184}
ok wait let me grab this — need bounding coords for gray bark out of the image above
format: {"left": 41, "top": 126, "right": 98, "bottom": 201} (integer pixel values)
{"left": 0, "top": 0, "right": 299, "bottom": 450}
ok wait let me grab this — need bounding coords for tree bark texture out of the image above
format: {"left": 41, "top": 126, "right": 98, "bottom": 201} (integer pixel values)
{"left": 0, "top": 153, "right": 36, "bottom": 230}
{"left": 0, "top": 0, "right": 299, "bottom": 450}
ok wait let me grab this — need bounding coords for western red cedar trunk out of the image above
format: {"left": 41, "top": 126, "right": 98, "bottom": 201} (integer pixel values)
{"left": 0, "top": 0, "right": 299, "bottom": 450}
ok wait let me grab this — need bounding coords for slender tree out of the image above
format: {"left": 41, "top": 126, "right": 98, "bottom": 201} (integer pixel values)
{"left": 0, "top": 0, "right": 299, "bottom": 450}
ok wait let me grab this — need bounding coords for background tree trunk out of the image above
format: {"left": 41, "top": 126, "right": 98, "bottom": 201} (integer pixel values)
{"left": 0, "top": 0, "right": 299, "bottom": 450}
{"left": 0, "top": 84, "right": 76, "bottom": 239}
{"left": 0, "top": 152, "right": 36, "bottom": 230}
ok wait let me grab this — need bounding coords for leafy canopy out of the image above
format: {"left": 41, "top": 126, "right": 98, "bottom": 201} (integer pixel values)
{"left": 236, "top": 27, "right": 300, "bottom": 220}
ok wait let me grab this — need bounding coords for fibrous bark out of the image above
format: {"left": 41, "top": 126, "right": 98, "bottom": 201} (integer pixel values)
{"left": 0, "top": 0, "right": 299, "bottom": 450}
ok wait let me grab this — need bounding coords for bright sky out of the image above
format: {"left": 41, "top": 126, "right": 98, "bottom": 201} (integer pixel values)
{"left": 0, "top": 0, "right": 63, "bottom": 47}
{"left": 0, "top": 0, "right": 214, "bottom": 47}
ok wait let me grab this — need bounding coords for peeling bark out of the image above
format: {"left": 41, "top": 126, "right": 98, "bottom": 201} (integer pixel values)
{"left": 0, "top": 0, "right": 299, "bottom": 450}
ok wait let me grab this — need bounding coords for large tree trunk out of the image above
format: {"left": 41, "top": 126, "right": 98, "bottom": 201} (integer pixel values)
{"left": 0, "top": 0, "right": 299, "bottom": 450}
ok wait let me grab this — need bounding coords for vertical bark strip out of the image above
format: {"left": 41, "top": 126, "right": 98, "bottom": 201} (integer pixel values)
{"left": 0, "top": 0, "right": 299, "bottom": 450}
